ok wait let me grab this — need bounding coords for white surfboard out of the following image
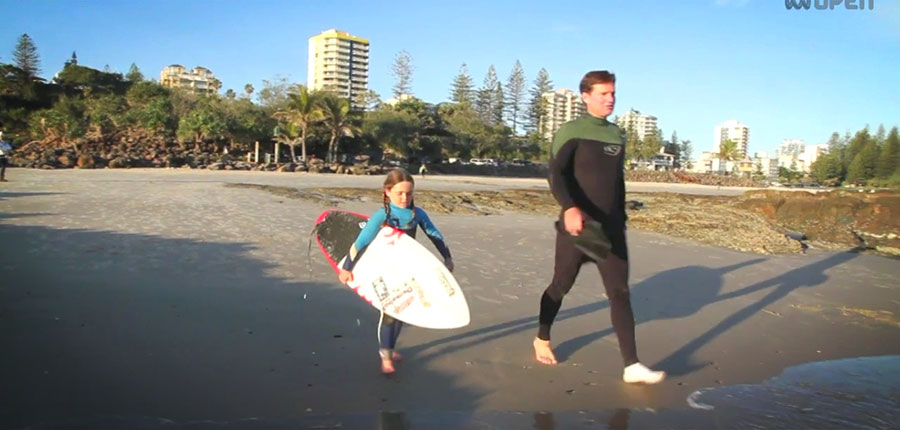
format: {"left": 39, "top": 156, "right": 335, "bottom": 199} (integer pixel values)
{"left": 339, "top": 226, "right": 470, "bottom": 329}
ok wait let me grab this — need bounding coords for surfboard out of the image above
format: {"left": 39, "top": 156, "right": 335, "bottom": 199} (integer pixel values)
{"left": 313, "top": 209, "right": 470, "bottom": 329}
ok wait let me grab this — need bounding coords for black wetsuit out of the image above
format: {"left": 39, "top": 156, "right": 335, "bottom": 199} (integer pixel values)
{"left": 539, "top": 113, "right": 639, "bottom": 366}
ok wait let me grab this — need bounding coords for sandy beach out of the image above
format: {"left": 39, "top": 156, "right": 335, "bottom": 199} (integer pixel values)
{"left": 1, "top": 168, "right": 898, "bottom": 428}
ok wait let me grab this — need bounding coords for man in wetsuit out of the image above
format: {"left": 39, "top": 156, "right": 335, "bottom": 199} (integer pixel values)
{"left": 532, "top": 70, "right": 665, "bottom": 384}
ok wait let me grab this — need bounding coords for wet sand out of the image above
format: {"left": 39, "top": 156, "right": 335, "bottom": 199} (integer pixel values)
{"left": 1, "top": 168, "right": 898, "bottom": 428}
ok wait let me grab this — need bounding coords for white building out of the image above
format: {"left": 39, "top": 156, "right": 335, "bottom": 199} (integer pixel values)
{"left": 713, "top": 120, "right": 750, "bottom": 158}
{"left": 160, "top": 65, "right": 221, "bottom": 95}
{"left": 801, "top": 144, "right": 827, "bottom": 171}
{"left": 307, "top": 29, "right": 370, "bottom": 110}
{"left": 541, "top": 89, "right": 586, "bottom": 141}
{"left": 615, "top": 109, "right": 658, "bottom": 141}
{"left": 777, "top": 138, "right": 805, "bottom": 158}
{"left": 752, "top": 151, "right": 779, "bottom": 179}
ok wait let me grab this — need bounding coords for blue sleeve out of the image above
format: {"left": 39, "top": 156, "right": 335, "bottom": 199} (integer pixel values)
{"left": 353, "top": 208, "right": 386, "bottom": 251}
{"left": 342, "top": 208, "right": 386, "bottom": 271}
{"left": 416, "top": 208, "right": 452, "bottom": 259}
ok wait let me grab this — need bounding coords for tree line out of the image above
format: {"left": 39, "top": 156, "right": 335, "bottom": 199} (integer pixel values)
{"left": 809, "top": 126, "right": 900, "bottom": 187}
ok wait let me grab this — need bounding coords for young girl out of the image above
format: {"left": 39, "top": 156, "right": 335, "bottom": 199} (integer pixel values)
{"left": 338, "top": 168, "right": 454, "bottom": 374}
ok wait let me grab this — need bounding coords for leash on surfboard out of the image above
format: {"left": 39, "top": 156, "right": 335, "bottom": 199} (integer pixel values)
{"left": 306, "top": 225, "right": 318, "bottom": 280}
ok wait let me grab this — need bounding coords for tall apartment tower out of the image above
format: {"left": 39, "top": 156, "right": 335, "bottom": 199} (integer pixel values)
{"left": 713, "top": 120, "right": 750, "bottom": 158}
{"left": 541, "top": 89, "right": 586, "bottom": 140}
{"left": 307, "top": 29, "right": 370, "bottom": 110}
{"left": 615, "top": 109, "right": 658, "bottom": 141}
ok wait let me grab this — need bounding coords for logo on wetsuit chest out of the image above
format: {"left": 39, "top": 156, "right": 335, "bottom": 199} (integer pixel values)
{"left": 603, "top": 144, "right": 622, "bottom": 156}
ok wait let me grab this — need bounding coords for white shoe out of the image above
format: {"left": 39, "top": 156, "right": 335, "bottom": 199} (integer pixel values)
{"left": 623, "top": 362, "right": 666, "bottom": 384}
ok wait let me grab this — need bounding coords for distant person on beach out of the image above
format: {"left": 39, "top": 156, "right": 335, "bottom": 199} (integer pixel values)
{"left": 419, "top": 163, "right": 428, "bottom": 178}
{"left": 0, "top": 131, "right": 12, "bottom": 182}
{"left": 533, "top": 70, "right": 665, "bottom": 384}
{"left": 338, "top": 168, "right": 454, "bottom": 374}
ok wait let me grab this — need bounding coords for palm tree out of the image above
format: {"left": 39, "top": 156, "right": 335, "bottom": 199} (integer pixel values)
{"left": 273, "top": 122, "right": 301, "bottom": 163}
{"left": 274, "top": 85, "right": 322, "bottom": 163}
{"left": 718, "top": 139, "right": 740, "bottom": 174}
{"left": 320, "top": 94, "right": 357, "bottom": 163}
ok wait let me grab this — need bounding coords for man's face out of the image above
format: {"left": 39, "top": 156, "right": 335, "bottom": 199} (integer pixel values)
{"left": 582, "top": 82, "right": 616, "bottom": 118}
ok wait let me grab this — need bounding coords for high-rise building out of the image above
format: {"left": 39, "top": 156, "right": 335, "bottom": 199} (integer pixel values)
{"left": 160, "top": 65, "right": 221, "bottom": 95}
{"left": 541, "top": 89, "right": 586, "bottom": 140}
{"left": 615, "top": 109, "right": 658, "bottom": 141}
{"left": 713, "top": 120, "right": 750, "bottom": 158}
{"left": 307, "top": 29, "right": 370, "bottom": 110}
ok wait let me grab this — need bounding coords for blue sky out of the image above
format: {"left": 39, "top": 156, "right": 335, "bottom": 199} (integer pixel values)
{"left": 2, "top": 0, "right": 897, "bottom": 155}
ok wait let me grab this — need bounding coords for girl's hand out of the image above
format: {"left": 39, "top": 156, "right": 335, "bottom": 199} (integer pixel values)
{"left": 444, "top": 257, "right": 454, "bottom": 272}
{"left": 338, "top": 269, "right": 354, "bottom": 284}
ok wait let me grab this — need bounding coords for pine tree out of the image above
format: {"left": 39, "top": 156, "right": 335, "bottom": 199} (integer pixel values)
{"left": 492, "top": 81, "right": 505, "bottom": 126}
{"left": 680, "top": 139, "right": 693, "bottom": 169}
{"left": 504, "top": 60, "right": 526, "bottom": 134}
{"left": 126, "top": 63, "right": 144, "bottom": 82}
{"left": 526, "top": 68, "right": 552, "bottom": 136}
{"left": 844, "top": 127, "right": 871, "bottom": 173}
{"left": 846, "top": 139, "right": 880, "bottom": 184}
{"left": 476, "top": 65, "right": 500, "bottom": 125}
{"left": 64, "top": 51, "right": 78, "bottom": 67}
{"left": 875, "top": 124, "right": 887, "bottom": 145}
{"left": 391, "top": 50, "right": 414, "bottom": 99}
{"left": 875, "top": 126, "right": 899, "bottom": 179}
{"left": 13, "top": 33, "right": 41, "bottom": 79}
{"left": 449, "top": 63, "right": 474, "bottom": 106}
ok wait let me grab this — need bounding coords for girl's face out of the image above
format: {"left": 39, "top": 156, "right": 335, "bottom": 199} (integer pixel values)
{"left": 385, "top": 181, "right": 414, "bottom": 208}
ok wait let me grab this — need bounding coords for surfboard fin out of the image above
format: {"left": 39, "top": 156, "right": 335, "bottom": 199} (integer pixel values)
{"left": 556, "top": 219, "right": 612, "bottom": 262}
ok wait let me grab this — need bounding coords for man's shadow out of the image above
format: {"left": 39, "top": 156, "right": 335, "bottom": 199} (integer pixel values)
{"left": 409, "top": 258, "right": 765, "bottom": 362}
{"left": 553, "top": 258, "right": 764, "bottom": 362}
{"left": 652, "top": 249, "right": 862, "bottom": 377}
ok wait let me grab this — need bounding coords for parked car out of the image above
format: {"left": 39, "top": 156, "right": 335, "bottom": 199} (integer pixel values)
{"left": 469, "top": 158, "right": 497, "bottom": 166}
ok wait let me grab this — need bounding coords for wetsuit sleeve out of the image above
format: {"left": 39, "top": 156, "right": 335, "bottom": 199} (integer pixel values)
{"left": 342, "top": 208, "right": 387, "bottom": 271}
{"left": 549, "top": 131, "right": 579, "bottom": 211}
{"left": 619, "top": 148, "right": 627, "bottom": 222}
{"left": 415, "top": 208, "right": 452, "bottom": 259}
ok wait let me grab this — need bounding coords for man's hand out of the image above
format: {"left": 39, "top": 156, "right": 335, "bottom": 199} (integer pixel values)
{"left": 563, "top": 207, "right": 584, "bottom": 235}
{"left": 338, "top": 269, "right": 354, "bottom": 284}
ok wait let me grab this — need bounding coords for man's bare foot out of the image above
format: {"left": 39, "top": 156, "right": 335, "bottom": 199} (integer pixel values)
{"left": 533, "top": 337, "right": 558, "bottom": 365}
{"left": 381, "top": 357, "right": 395, "bottom": 374}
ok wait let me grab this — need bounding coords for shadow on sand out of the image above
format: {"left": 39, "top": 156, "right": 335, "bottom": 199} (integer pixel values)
{"left": 413, "top": 249, "right": 860, "bottom": 379}
{"left": 0, "top": 220, "right": 482, "bottom": 428}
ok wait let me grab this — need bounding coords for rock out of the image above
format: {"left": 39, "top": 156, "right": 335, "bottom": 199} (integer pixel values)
{"left": 207, "top": 162, "right": 225, "bottom": 171}
{"left": 55, "top": 154, "right": 74, "bottom": 168}
{"left": 277, "top": 164, "right": 295, "bottom": 173}
{"left": 108, "top": 157, "right": 130, "bottom": 169}
{"left": 76, "top": 154, "right": 97, "bottom": 169}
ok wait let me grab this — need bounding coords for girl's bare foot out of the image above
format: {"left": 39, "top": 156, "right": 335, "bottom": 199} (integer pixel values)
{"left": 533, "top": 337, "right": 558, "bottom": 365}
{"left": 381, "top": 357, "right": 395, "bottom": 374}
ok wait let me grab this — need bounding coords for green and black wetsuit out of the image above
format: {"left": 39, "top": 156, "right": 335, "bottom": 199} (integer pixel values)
{"left": 539, "top": 113, "right": 639, "bottom": 366}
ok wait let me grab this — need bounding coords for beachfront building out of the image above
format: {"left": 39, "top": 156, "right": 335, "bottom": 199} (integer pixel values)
{"left": 160, "top": 65, "right": 221, "bottom": 95}
{"left": 776, "top": 138, "right": 805, "bottom": 158}
{"left": 615, "top": 109, "right": 658, "bottom": 141}
{"left": 540, "top": 89, "right": 586, "bottom": 140}
{"left": 752, "top": 151, "right": 780, "bottom": 179}
{"left": 307, "top": 29, "right": 370, "bottom": 110}
{"left": 713, "top": 120, "right": 750, "bottom": 158}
